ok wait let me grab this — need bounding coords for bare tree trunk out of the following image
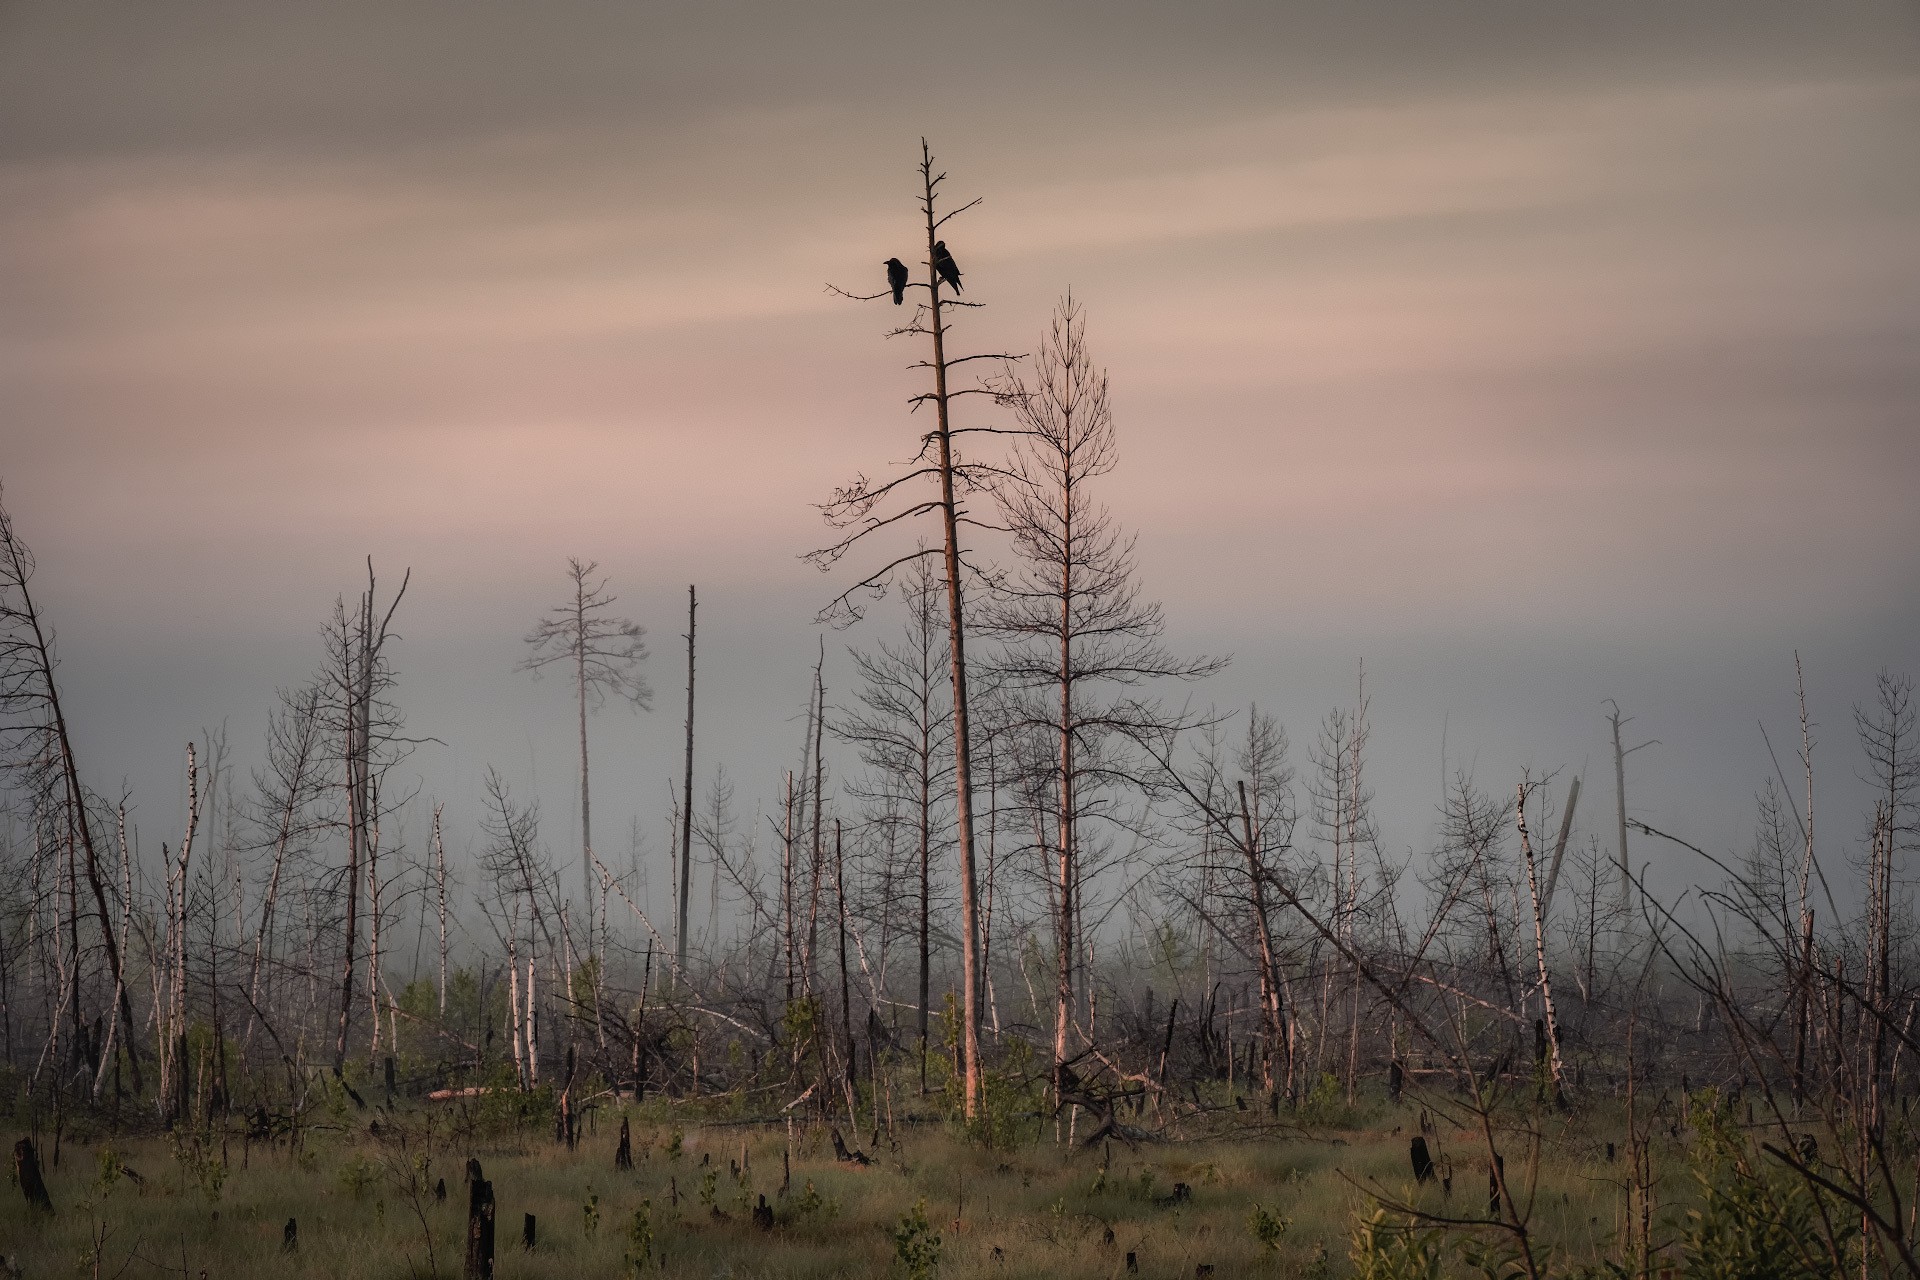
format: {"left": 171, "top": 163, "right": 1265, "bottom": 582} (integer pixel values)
{"left": 435, "top": 805, "right": 449, "bottom": 1018}
{"left": 368, "top": 800, "right": 384, "bottom": 1062}
{"left": 1239, "top": 781, "right": 1290, "bottom": 1105}
{"left": 834, "top": 820, "right": 856, "bottom": 1117}
{"left": 525, "top": 947, "right": 538, "bottom": 1087}
{"left": 507, "top": 925, "right": 525, "bottom": 1089}
{"left": 334, "top": 589, "right": 373, "bottom": 1076}
{"left": 916, "top": 142, "right": 987, "bottom": 1118}
{"left": 1517, "top": 782, "right": 1567, "bottom": 1104}
{"left": 810, "top": 648, "right": 829, "bottom": 1000}
{"left": 782, "top": 773, "right": 796, "bottom": 1009}
{"left": 1606, "top": 701, "right": 1653, "bottom": 912}
{"left": 575, "top": 583, "right": 593, "bottom": 954}
{"left": 1794, "top": 654, "right": 1816, "bottom": 1104}
{"left": 677, "top": 585, "right": 696, "bottom": 976}
{"left": 1052, "top": 487, "right": 1075, "bottom": 1125}
{"left": 1345, "top": 669, "right": 1367, "bottom": 1104}
{"left": 918, "top": 661, "right": 933, "bottom": 1094}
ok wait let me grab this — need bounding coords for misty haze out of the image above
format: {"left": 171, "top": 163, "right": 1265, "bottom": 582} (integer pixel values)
{"left": 1, "top": 3, "right": 1917, "bottom": 1278}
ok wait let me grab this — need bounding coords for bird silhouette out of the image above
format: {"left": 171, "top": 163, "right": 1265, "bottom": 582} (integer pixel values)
{"left": 884, "top": 257, "right": 908, "bottom": 305}
{"left": 932, "top": 240, "right": 962, "bottom": 292}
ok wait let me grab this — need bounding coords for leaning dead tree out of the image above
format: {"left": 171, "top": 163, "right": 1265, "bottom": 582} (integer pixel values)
{"left": 0, "top": 483, "right": 143, "bottom": 1100}
{"left": 812, "top": 141, "right": 1017, "bottom": 1118}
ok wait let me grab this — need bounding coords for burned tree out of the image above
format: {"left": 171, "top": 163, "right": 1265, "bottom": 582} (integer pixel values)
{"left": 0, "top": 484, "right": 143, "bottom": 1098}
{"left": 835, "top": 552, "right": 955, "bottom": 1088}
{"left": 326, "top": 562, "right": 411, "bottom": 1078}
{"left": 812, "top": 141, "right": 1016, "bottom": 1117}
{"left": 981, "top": 297, "right": 1220, "bottom": 1124}
{"left": 520, "top": 558, "right": 652, "bottom": 952}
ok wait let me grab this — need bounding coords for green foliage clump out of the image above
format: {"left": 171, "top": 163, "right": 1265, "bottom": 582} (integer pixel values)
{"left": 1350, "top": 1209, "right": 1448, "bottom": 1280}
{"left": 1300, "top": 1071, "right": 1349, "bottom": 1125}
{"left": 968, "top": 1036, "right": 1043, "bottom": 1148}
{"left": 1248, "top": 1202, "right": 1290, "bottom": 1251}
{"left": 623, "top": 1199, "right": 654, "bottom": 1277}
{"left": 892, "top": 1197, "right": 942, "bottom": 1280}
{"left": 1678, "top": 1164, "right": 1851, "bottom": 1280}
{"left": 782, "top": 1177, "right": 838, "bottom": 1226}
{"left": 336, "top": 1152, "right": 379, "bottom": 1200}
{"left": 95, "top": 1145, "right": 126, "bottom": 1197}
{"left": 170, "top": 1133, "right": 228, "bottom": 1205}
{"left": 583, "top": 1188, "right": 600, "bottom": 1239}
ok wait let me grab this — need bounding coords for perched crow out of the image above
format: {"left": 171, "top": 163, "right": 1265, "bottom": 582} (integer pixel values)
{"left": 932, "top": 240, "right": 963, "bottom": 292}
{"left": 884, "top": 257, "right": 908, "bottom": 305}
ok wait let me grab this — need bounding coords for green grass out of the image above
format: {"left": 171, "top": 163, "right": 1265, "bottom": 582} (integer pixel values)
{"left": 1, "top": 1098, "right": 1689, "bottom": 1279}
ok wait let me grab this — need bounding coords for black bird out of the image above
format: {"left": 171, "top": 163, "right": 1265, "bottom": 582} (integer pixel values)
{"left": 932, "top": 240, "right": 963, "bottom": 292}
{"left": 884, "top": 257, "right": 908, "bottom": 305}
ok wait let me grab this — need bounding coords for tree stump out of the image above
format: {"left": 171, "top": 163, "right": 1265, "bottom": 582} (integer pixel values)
{"left": 1388, "top": 1060, "right": 1404, "bottom": 1102}
{"left": 436, "top": 1177, "right": 448, "bottom": 1201}
{"left": 282, "top": 1218, "right": 298, "bottom": 1252}
{"left": 13, "top": 1138, "right": 53, "bottom": 1214}
{"left": 615, "top": 1116, "right": 633, "bottom": 1171}
{"left": 1410, "top": 1136, "right": 1435, "bottom": 1184}
{"left": 464, "top": 1177, "right": 495, "bottom": 1280}
{"left": 522, "top": 1212, "right": 536, "bottom": 1251}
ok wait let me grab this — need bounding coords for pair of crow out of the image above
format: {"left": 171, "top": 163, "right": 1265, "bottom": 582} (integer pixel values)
{"left": 883, "top": 241, "right": 962, "bottom": 304}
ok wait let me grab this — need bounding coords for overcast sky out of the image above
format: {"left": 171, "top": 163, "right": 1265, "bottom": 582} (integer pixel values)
{"left": 2, "top": 1, "right": 1916, "bottom": 919}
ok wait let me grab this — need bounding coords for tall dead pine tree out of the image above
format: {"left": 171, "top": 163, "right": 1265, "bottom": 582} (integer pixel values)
{"left": 677, "top": 585, "right": 697, "bottom": 975}
{"left": 813, "top": 141, "right": 1013, "bottom": 1117}
{"left": 982, "top": 297, "right": 1220, "bottom": 1124}
{"left": 521, "top": 559, "right": 651, "bottom": 956}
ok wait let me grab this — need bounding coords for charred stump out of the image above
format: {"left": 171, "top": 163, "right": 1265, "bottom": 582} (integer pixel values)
{"left": 464, "top": 1177, "right": 496, "bottom": 1280}
{"left": 13, "top": 1138, "right": 53, "bottom": 1214}
{"left": 1410, "top": 1136, "right": 1435, "bottom": 1184}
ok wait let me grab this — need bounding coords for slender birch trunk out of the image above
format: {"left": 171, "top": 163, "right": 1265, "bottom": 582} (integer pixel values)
{"left": 1517, "top": 783, "right": 1567, "bottom": 1104}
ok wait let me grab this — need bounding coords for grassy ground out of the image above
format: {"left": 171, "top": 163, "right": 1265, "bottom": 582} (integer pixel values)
{"left": 2, "top": 1094, "right": 1679, "bottom": 1279}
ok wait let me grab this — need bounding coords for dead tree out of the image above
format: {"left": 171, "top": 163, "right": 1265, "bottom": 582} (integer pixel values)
{"left": 0, "top": 485, "right": 144, "bottom": 1097}
{"left": 326, "top": 561, "right": 411, "bottom": 1077}
{"left": 812, "top": 141, "right": 1015, "bottom": 1117}
{"left": 835, "top": 553, "right": 954, "bottom": 1089}
{"left": 981, "top": 296, "right": 1220, "bottom": 1128}
{"left": 520, "top": 558, "right": 651, "bottom": 955}
{"left": 677, "top": 585, "right": 696, "bottom": 975}
{"left": 1146, "top": 712, "right": 1300, "bottom": 1108}
{"left": 241, "top": 681, "right": 325, "bottom": 1056}
{"left": 1516, "top": 777, "right": 1568, "bottom": 1105}
{"left": 1605, "top": 700, "right": 1656, "bottom": 912}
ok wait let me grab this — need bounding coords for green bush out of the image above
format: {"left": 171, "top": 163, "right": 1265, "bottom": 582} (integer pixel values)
{"left": 1679, "top": 1164, "right": 1852, "bottom": 1280}
{"left": 892, "top": 1197, "right": 942, "bottom": 1280}
{"left": 1247, "top": 1202, "right": 1290, "bottom": 1251}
